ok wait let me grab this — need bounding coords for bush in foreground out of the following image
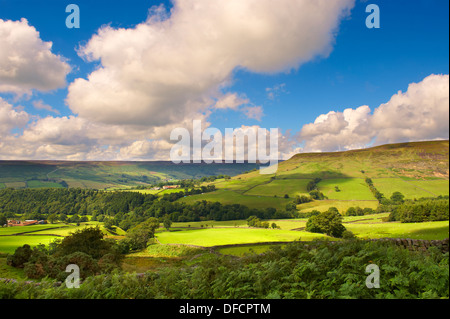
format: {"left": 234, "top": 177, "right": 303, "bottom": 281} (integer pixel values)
{"left": 1, "top": 240, "right": 448, "bottom": 299}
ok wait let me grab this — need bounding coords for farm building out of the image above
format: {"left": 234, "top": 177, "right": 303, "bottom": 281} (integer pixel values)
{"left": 163, "top": 185, "right": 180, "bottom": 189}
{"left": 6, "top": 220, "right": 47, "bottom": 227}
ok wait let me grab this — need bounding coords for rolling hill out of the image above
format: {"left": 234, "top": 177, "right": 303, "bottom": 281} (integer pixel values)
{"left": 0, "top": 161, "right": 259, "bottom": 190}
{"left": 179, "top": 140, "right": 449, "bottom": 212}
{"left": 0, "top": 140, "right": 448, "bottom": 214}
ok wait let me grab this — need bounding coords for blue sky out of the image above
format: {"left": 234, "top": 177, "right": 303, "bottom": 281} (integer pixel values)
{"left": 0, "top": 0, "right": 448, "bottom": 160}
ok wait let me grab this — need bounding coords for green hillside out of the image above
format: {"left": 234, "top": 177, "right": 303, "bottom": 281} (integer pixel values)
{"left": 179, "top": 140, "right": 449, "bottom": 212}
{"left": 0, "top": 161, "right": 259, "bottom": 190}
{"left": 1, "top": 140, "right": 448, "bottom": 212}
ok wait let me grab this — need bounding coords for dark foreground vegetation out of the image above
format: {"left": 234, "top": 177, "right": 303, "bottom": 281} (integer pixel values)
{"left": 0, "top": 239, "right": 448, "bottom": 299}
{"left": 6, "top": 227, "right": 124, "bottom": 280}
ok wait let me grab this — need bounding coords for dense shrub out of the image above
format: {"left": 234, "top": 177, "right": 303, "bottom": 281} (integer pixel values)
{"left": 6, "top": 244, "right": 33, "bottom": 268}
{"left": 1, "top": 240, "right": 448, "bottom": 299}
{"left": 396, "top": 199, "right": 449, "bottom": 223}
{"left": 7, "top": 227, "right": 123, "bottom": 280}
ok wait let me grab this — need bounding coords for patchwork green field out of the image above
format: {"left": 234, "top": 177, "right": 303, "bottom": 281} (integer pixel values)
{"left": 174, "top": 141, "right": 449, "bottom": 212}
{"left": 344, "top": 220, "right": 449, "bottom": 240}
{"left": 155, "top": 227, "right": 329, "bottom": 247}
{"left": 297, "top": 200, "right": 379, "bottom": 213}
{"left": 373, "top": 178, "right": 449, "bottom": 199}
{"left": 0, "top": 235, "right": 59, "bottom": 254}
{"left": 26, "top": 180, "right": 65, "bottom": 188}
{"left": 155, "top": 214, "right": 449, "bottom": 248}
{"left": 0, "top": 222, "right": 125, "bottom": 254}
{"left": 317, "top": 178, "right": 375, "bottom": 200}
{"left": 179, "top": 189, "right": 292, "bottom": 210}
{"left": 245, "top": 178, "right": 311, "bottom": 197}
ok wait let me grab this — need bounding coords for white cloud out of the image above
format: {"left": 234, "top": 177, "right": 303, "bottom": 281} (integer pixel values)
{"left": 298, "top": 105, "right": 373, "bottom": 152}
{"left": 66, "top": 0, "right": 355, "bottom": 127}
{"left": 214, "top": 93, "right": 249, "bottom": 110}
{"left": 371, "top": 74, "right": 449, "bottom": 144}
{"left": 0, "top": 18, "right": 71, "bottom": 96}
{"left": 242, "top": 105, "right": 264, "bottom": 121}
{"left": 298, "top": 74, "right": 449, "bottom": 152}
{"left": 1, "top": 1, "right": 359, "bottom": 160}
{"left": 32, "top": 100, "right": 60, "bottom": 115}
{"left": 0, "top": 97, "right": 29, "bottom": 135}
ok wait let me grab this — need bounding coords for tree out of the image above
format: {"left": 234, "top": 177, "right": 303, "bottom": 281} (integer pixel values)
{"left": 390, "top": 191, "right": 405, "bottom": 204}
{"left": 122, "top": 217, "right": 160, "bottom": 251}
{"left": 7, "top": 244, "right": 33, "bottom": 268}
{"left": 294, "top": 195, "right": 312, "bottom": 204}
{"left": 56, "top": 226, "right": 115, "bottom": 260}
{"left": 286, "top": 202, "right": 297, "bottom": 211}
{"left": 163, "top": 217, "right": 172, "bottom": 230}
{"left": 309, "top": 190, "right": 325, "bottom": 200}
{"left": 0, "top": 214, "right": 7, "bottom": 227}
{"left": 103, "top": 218, "right": 114, "bottom": 230}
{"left": 47, "top": 213, "right": 58, "bottom": 224}
{"left": 346, "top": 207, "right": 356, "bottom": 216}
{"left": 305, "top": 208, "right": 346, "bottom": 238}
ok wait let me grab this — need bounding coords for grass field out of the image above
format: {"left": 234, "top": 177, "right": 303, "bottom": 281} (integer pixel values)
{"left": 26, "top": 180, "right": 65, "bottom": 188}
{"left": 171, "top": 220, "right": 248, "bottom": 228}
{"left": 0, "top": 222, "right": 125, "bottom": 254}
{"left": 297, "top": 199, "right": 379, "bottom": 213}
{"left": 156, "top": 213, "right": 449, "bottom": 249}
{"left": 245, "top": 178, "right": 311, "bottom": 197}
{"left": 0, "top": 224, "right": 66, "bottom": 236}
{"left": 156, "top": 227, "right": 329, "bottom": 247}
{"left": 345, "top": 220, "right": 449, "bottom": 240}
{"left": 372, "top": 178, "right": 449, "bottom": 199}
{"left": 4, "top": 182, "right": 26, "bottom": 188}
{"left": 179, "top": 189, "right": 292, "bottom": 210}
{"left": 317, "top": 178, "right": 375, "bottom": 200}
{"left": 0, "top": 235, "right": 59, "bottom": 254}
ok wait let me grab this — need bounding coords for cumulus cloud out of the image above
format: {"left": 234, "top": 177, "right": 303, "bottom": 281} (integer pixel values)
{"left": 0, "top": 18, "right": 71, "bottom": 96}
{"left": 214, "top": 93, "right": 250, "bottom": 110}
{"left": 299, "top": 105, "right": 372, "bottom": 152}
{"left": 66, "top": 0, "right": 355, "bottom": 127}
{"left": 0, "top": 97, "right": 29, "bottom": 135}
{"left": 1, "top": 0, "right": 371, "bottom": 161}
{"left": 371, "top": 74, "right": 449, "bottom": 144}
{"left": 298, "top": 74, "right": 449, "bottom": 152}
{"left": 0, "top": 111, "right": 213, "bottom": 160}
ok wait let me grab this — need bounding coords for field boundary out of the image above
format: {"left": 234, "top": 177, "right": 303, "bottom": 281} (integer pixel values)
{"left": 0, "top": 226, "right": 68, "bottom": 237}
{"left": 211, "top": 237, "right": 450, "bottom": 255}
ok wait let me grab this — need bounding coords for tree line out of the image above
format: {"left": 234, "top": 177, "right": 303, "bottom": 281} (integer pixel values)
{"left": 0, "top": 188, "right": 293, "bottom": 230}
{"left": 382, "top": 195, "right": 449, "bottom": 223}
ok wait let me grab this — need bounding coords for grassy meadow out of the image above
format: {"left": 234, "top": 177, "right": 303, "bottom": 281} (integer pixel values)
{"left": 155, "top": 227, "right": 329, "bottom": 247}
{"left": 0, "top": 221, "right": 125, "bottom": 254}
